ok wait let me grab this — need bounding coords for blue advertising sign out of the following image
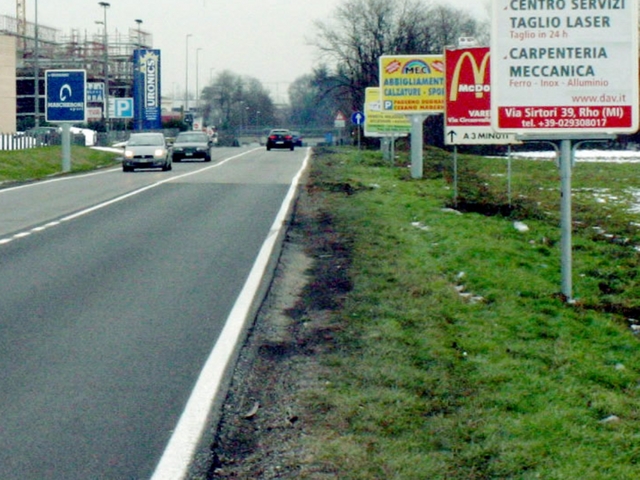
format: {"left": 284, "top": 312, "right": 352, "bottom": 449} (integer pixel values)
{"left": 133, "top": 49, "right": 162, "bottom": 130}
{"left": 45, "top": 70, "right": 86, "bottom": 123}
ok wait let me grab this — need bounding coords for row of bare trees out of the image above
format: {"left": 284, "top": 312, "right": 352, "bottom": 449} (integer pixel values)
{"left": 311, "top": 0, "right": 488, "bottom": 114}
{"left": 198, "top": 0, "right": 488, "bottom": 132}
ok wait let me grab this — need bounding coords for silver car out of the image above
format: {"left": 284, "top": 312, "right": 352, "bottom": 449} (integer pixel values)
{"left": 122, "top": 133, "right": 172, "bottom": 172}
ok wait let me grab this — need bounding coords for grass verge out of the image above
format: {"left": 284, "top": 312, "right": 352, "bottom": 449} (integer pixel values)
{"left": 0, "top": 146, "right": 120, "bottom": 184}
{"left": 301, "top": 146, "right": 640, "bottom": 479}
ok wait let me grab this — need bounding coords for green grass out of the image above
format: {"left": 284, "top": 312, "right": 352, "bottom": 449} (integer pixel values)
{"left": 302, "top": 146, "right": 640, "bottom": 479}
{"left": 0, "top": 146, "right": 120, "bottom": 183}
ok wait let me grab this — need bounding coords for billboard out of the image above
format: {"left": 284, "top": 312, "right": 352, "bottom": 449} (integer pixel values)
{"left": 87, "top": 82, "right": 105, "bottom": 103}
{"left": 445, "top": 47, "right": 518, "bottom": 145}
{"left": 364, "top": 87, "right": 410, "bottom": 137}
{"left": 379, "top": 55, "right": 445, "bottom": 114}
{"left": 45, "top": 70, "right": 86, "bottom": 123}
{"left": 133, "top": 49, "right": 162, "bottom": 130}
{"left": 491, "top": 0, "right": 638, "bottom": 134}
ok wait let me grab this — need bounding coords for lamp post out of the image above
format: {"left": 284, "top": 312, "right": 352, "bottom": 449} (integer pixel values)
{"left": 196, "top": 47, "right": 202, "bottom": 116}
{"left": 185, "top": 34, "right": 192, "bottom": 113}
{"left": 34, "top": 0, "right": 39, "bottom": 127}
{"left": 98, "top": 2, "right": 110, "bottom": 133}
{"left": 134, "top": 18, "right": 143, "bottom": 130}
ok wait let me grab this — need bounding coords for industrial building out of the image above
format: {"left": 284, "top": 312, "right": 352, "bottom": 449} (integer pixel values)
{"left": 0, "top": 4, "right": 152, "bottom": 133}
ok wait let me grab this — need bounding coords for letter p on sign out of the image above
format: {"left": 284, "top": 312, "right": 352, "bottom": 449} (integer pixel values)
{"left": 109, "top": 98, "right": 134, "bottom": 119}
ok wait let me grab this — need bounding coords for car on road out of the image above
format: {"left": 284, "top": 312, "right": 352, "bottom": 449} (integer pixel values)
{"left": 291, "top": 131, "right": 303, "bottom": 147}
{"left": 122, "top": 133, "right": 172, "bottom": 172}
{"left": 266, "top": 129, "right": 294, "bottom": 151}
{"left": 171, "top": 131, "right": 213, "bottom": 162}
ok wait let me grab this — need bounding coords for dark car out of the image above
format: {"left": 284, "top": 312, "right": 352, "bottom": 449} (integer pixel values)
{"left": 171, "top": 131, "right": 212, "bottom": 162}
{"left": 291, "top": 131, "right": 303, "bottom": 147}
{"left": 266, "top": 129, "right": 294, "bottom": 151}
{"left": 122, "top": 133, "right": 171, "bottom": 172}
{"left": 26, "top": 126, "right": 60, "bottom": 145}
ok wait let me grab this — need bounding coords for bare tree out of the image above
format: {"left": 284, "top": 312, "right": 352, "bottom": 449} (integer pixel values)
{"left": 200, "top": 71, "right": 275, "bottom": 130}
{"left": 312, "top": 0, "right": 482, "bottom": 110}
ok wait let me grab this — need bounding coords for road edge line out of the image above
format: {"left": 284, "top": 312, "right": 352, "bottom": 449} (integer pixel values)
{"left": 150, "top": 149, "right": 313, "bottom": 480}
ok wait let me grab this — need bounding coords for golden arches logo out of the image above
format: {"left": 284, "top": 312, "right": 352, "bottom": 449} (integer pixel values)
{"left": 449, "top": 51, "right": 490, "bottom": 102}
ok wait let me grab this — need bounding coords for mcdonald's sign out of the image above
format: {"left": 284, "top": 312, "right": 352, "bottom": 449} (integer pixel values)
{"left": 445, "top": 47, "right": 491, "bottom": 128}
{"left": 445, "top": 47, "right": 519, "bottom": 146}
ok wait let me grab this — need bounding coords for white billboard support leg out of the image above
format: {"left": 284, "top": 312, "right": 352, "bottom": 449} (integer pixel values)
{"left": 410, "top": 115, "right": 427, "bottom": 179}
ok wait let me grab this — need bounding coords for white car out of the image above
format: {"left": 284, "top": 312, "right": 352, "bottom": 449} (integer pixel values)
{"left": 122, "top": 133, "right": 172, "bottom": 172}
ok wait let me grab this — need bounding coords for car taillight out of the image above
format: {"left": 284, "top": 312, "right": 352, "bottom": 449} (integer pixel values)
{"left": 269, "top": 135, "right": 276, "bottom": 140}
{"left": 285, "top": 135, "right": 292, "bottom": 140}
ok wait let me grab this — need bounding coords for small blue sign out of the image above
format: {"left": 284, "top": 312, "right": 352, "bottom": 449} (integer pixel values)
{"left": 351, "top": 111, "right": 365, "bottom": 125}
{"left": 46, "top": 70, "right": 86, "bottom": 123}
{"left": 110, "top": 98, "right": 134, "bottom": 119}
{"left": 87, "top": 82, "right": 105, "bottom": 103}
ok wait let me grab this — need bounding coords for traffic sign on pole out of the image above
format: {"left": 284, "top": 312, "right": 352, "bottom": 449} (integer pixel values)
{"left": 45, "top": 70, "right": 86, "bottom": 123}
{"left": 351, "top": 111, "right": 365, "bottom": 125}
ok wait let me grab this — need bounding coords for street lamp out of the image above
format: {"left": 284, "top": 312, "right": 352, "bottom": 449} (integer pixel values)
{"left": 196, "top": 47, "right": 202, "bottom": 115}
{"left": 34, "top": 0, "right": 39, "bottom": 127}
{"left": 134, "top": 19, "right": 143, "bottom": 130}
{"left": 98, "top": 2, "right": 110, "bottom": 133}
{"left": 185, "top": 34, "right": 192, "bottom": 113}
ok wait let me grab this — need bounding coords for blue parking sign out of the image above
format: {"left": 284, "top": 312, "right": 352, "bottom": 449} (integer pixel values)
{"left": 46, "top": 70, "right": 86, "bottom": 123}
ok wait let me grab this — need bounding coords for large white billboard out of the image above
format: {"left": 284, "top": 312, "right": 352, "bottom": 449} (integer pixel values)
{"left": 491, "top": 0, "right": 638, "bottom": 135}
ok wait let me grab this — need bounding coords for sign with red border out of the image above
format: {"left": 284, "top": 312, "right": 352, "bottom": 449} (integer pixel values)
{"left": 491, "top": 0, "right": 638, "bottom": 134}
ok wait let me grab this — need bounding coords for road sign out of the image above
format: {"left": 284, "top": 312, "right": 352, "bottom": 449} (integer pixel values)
{"left": 363, "top": 88, "right": 410, "bottom": 137}
{"left": 379, "top": 55, "right": 445, "bottom": 114}
{"left": 109, "top": 98, "right": 134, "bottom": 119}
{"left": 444, "top": 47, "right": 519, "bottom": 146}
{"left": 491, "top": 0, "right": 639, "bottom": 134}
{"left": 334, "top": 111, "right": 346, "bottom": 128}
{"left": 351, "top": 111, "right": 365, "bottom": 125}
{"left": 45, "top": 70, "right": 86, "bottom": 123}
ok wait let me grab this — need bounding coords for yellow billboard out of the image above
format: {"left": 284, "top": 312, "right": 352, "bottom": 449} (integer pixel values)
{"left": 379, "top": 55, "right": 445, "bottom": 114}
{"left": 364, "top": 88, "right": 411, "bottom": 137}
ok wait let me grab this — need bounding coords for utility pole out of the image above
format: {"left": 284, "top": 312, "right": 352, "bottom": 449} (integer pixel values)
{"left": 99, "top": 2, "right": 110, "bottom": 134}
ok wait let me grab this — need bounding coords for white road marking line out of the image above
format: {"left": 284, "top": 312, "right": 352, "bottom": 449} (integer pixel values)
{"left": 150, "top": 149, "right": 312, "bottom": 480}
{"left": 0, "top": 149, "right": 259, "bottom": 246}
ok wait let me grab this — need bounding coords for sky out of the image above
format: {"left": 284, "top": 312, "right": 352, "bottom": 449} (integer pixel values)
{"left": 10, "top": 0, "right": 489, "bottom": 103}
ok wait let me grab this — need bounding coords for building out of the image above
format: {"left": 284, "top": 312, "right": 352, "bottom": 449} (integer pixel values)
{"left": 0, "top": 13, "right": 152, "bottom": 132}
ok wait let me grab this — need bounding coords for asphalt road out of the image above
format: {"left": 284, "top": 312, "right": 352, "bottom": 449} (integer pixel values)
{"left": 0, "top": 146, "right": 308, "bottom": 479}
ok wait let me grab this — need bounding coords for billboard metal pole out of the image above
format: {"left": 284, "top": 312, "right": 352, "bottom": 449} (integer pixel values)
{"left": 560, "top": 139, "right": 573, "bottom": 301}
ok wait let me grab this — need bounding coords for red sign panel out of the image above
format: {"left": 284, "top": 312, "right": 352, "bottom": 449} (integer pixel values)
{"left": 445, "top": 47, "right": 491, "bottom": 128}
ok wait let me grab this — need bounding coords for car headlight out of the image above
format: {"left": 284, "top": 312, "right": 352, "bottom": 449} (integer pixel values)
{"left": 124, "top": 150, "right": 134, "bottom": 159}
{"left": 154, "top": 149, "right": 166, "bottom": 158}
